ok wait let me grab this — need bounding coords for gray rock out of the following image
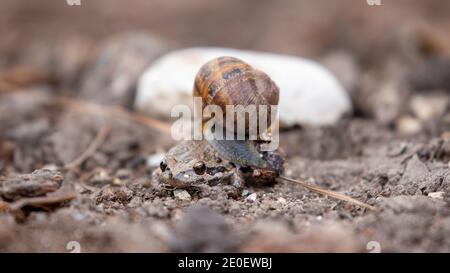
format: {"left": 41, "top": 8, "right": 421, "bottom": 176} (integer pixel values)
{"left": 81, "top": 32, "right": 168, "bottom": 107}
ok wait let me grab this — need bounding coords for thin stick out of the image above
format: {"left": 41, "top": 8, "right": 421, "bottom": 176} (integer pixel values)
{"left": 278, "top": 175, "right": 376, "bottom": 211}
{"left": 64, "top": 124, "right": 111, "bottom": 170}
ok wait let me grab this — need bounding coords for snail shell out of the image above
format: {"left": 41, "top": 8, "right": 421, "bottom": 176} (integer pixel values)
{"left": 193, "top": 56, "right": 279, "bottom": 136}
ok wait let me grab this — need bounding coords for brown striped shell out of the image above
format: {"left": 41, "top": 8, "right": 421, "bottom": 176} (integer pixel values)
{"left": 193, "top": 56, "right": 279, "bottom": 136}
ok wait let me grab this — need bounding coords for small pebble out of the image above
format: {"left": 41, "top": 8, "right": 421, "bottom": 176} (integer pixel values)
{"left": 387, "top": 142, "right": 408, "bottom": 157}
{"left": 397, "top": 116, "right": 422, "bottom": 135}
{"left": 89, "top": 170, "right": 112, "bottom": 185}
{"left": 116, "top": 169, "right": 131, "bottom": 179}
{"left": 174, "top": 189, "right": 192, "bottom": 201}
{"left": 112, "top": 178, "right": 124, "bottom": 186}
{"left": 241, "top": 189, "right": 250, "bottom": 197}
{"left": 409, "top": 94, "right": 448, "bottom": 121}
{"left": 42, "top": 164, "right": 59, "bottom": 171}
{"left": 428, "top": 191, "right": 445, "bottom": 200}
{"left": 277, "top": 197, "right": 287, "bottom": 204}
{"left": 246, "top": 193, "right": 257, "bottom": 203}
{"left": 146, "top": 153, "right": 165, "bottom": 168}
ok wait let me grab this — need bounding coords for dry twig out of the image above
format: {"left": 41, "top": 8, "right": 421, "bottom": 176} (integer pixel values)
{"left": 278, "top": 175, "right": 376, "bottom": 211}
{"left": 63, "top": 124, "right": 111, "bottom": 170}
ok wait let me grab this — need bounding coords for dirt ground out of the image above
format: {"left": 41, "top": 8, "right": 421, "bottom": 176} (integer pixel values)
{"left": 1, "top": 0, "right": 450, "bottom": 252}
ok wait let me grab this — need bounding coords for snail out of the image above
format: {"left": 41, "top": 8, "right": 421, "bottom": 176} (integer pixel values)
{"left": 193, "top": 56, "right": 279, "bottom": 169}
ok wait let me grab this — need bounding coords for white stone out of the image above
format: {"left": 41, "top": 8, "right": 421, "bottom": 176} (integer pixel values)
{"left": 127, "top": 196, "right": 142, "bottom": 208}
{"left": 146, "top": 152, "right": 165, "bottom": 168}
{"left": 409, "top": 94, "right": 448, "bottom": 121}
{"left": 174, "top": 189, "right": 191, "bottom": 201}
{"left": 397, "top": 116, "right": 422, "bottom": 135}
{"left": 135, "top": 47, "right": 351, "bottom": 127}
{"left": 428, "top": 191, "right": 445, "bottom": 200}
{"left": 42, "top": 164, "right": 59, "bottom": 171}
{"left": 246, "top": 193, "right": 258, "bottom": 203}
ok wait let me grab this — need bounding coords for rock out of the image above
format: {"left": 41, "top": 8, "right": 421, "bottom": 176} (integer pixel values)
{"left": 111, "top": 178, "right": 125, "bottom": 186}
{"left": 88, "top": 169, "right": 113, "bottom": 186}
{"left": 321, "top": 50, "right": 360, "bottom": 97}
{"left": 409, "top": 94, "right": 448, "bottom": 121}
{"left": 173, "top": 189, "right": 191, "bottom": 201}
{"left": 0, "top": 169, "right": 63, "bottom": 201}
{"left": 135, "top": 47, "right": 351, "bottom": 127}
{"left": 410, "top": 58, "right": 450, "bottom": 91}
{"left": 396, "top": 155, "right": 445, "bottom": 195}
{"left": 373, "top": 81, "right": 406, "bottom": 126}
{"left": 146, "top": 152, "right": 165, "bottom": 168}
{"left": 387, "top": 142, "right": 408, "bottom": 157}
{"left": 428, "top": 192, "right": 445, "bottom": 200}
{"left": 357, "top": 58, "right": 410, "bottom": 125}
{"left": 397, "top": 116, "right": 422, "bottom": 135}
{"left": 400, "top": 155, "right": 428, "bottom": 185}
{"left": 81, "top": 32, "right": 168, "bottom": 107}
{"left": 246, "top": 193, "right": 257, "bottom": 203}
{"left": 169, "top": 205, "right": 238, "bottom": 252}
{"left": 42, "top": 164, "right": 59, "bottom": 172}
{"left": 241, "top": 189, "right": 250, "bottom": 197}
{"left": 15, "top": 35, "right": 92, "bottom": 88}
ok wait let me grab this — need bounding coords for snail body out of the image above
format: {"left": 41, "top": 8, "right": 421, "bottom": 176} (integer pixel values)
{"left": 203, "top": 127, "right": 267, "bottom": 168}
{"left": 194, "top": 56, "right": 279, "bottom": 168}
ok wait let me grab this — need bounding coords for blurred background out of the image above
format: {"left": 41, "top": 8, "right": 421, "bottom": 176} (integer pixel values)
{"left": 1, "top": 0, "right": 450, "bottom": 120}
{"left": 1, "top": 0, "right": 450, "bottom": 57}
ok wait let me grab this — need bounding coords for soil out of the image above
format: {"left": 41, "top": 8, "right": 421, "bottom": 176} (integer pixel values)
{"left": 1, "top": 0, "right": 450, "bottom": 252}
